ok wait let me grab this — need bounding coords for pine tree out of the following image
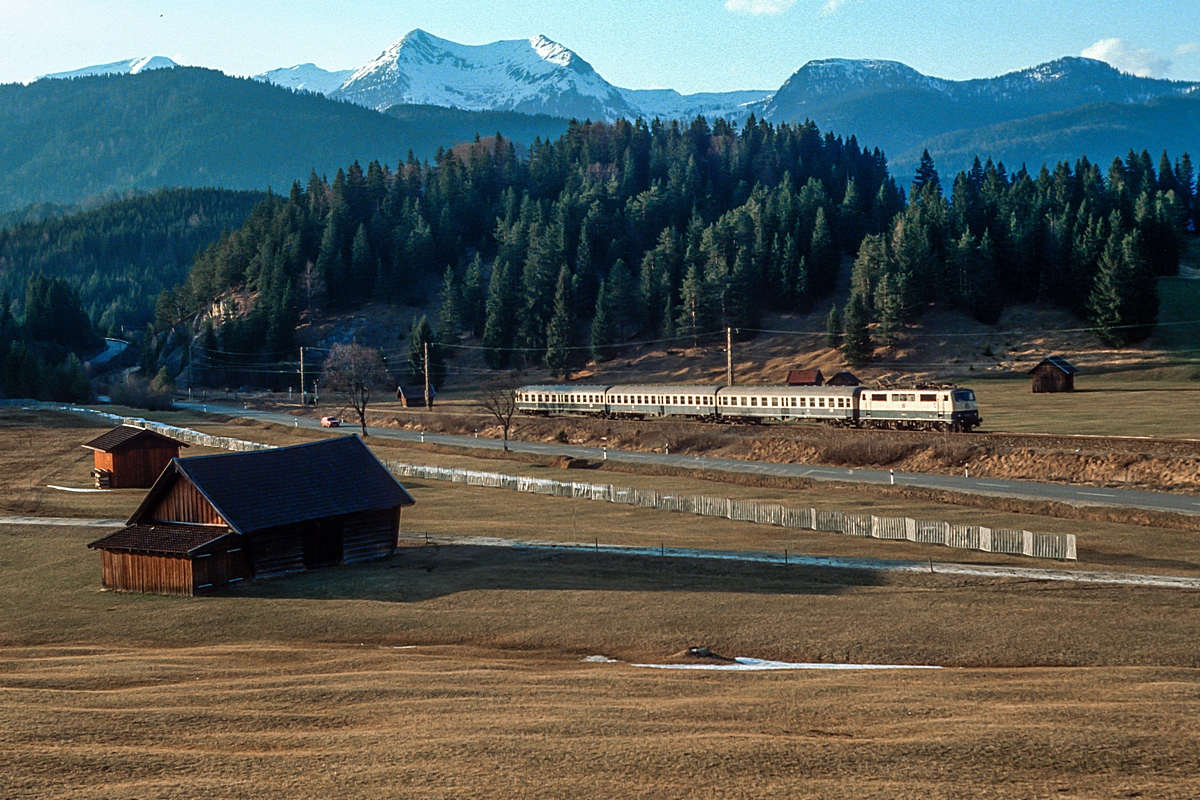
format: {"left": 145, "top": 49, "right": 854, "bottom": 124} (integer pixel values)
{"left": 825, "top": 304, "right": 842, "bottom": 349}
{"left": 436, "top": 264, "right": 463, "bottom": 346}
{"left": 350, "top": 223, "right": 374, "bottom": 297}
{"left": 406, "top": 315, "right": 445, "bottom": 390}
{"left": 913, "top": 150, "right": 941, "bottom": 198}
{"left": 676, "top": 260, "right": 714, "bottom": 345}
{"left": 544, "top": 265, "right": 572, "bottom": 377}
{"left": 482, "top": 259, "right": 515, "bottom": 367}
{"left": 590, "top": 282, "right": 617, "bottom": 363}
{"left": 841, "top": 295, "right": 872, "bottom": 368}
{"left": 461, "top": 253, "right": 487, "bottom": 338}
{"left": 1088, "top": 229, "right": 1158, "bottom": 345}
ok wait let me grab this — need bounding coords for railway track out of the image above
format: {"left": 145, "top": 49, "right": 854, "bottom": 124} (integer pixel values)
{"left": 373, "top": 404, "right": 1200, "bottom": 459}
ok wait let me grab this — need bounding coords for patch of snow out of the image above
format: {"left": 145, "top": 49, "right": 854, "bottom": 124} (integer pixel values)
{"left": 46, "top": 485, "right": 108, "bottom": 493}
{"left": 40, "top": 56, "right": 179, "bottom": 81}
{"left": 582, "top": 655, "right": 619, "bottom": 663}
{"left": 253, "top": 63, "right": 355, "bottom": 96}
{"left": 633, "top": 657, "right": 943, "bottom": 671}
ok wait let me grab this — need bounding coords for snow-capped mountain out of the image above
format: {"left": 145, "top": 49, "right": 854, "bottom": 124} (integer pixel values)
{"left": 764, "top": 56, "right": 1199, "bottom": 125}
{"left": 252, "top": 63, "right": 355, "bottom": 96}
{"left": 618, "top": 88, "right": 773, "bottom": 123}
{"left": 329, "top": 29, "right": 639, "bottom": 121}
{"left": 40, "top": 56, "right": 179, "bottom": 81}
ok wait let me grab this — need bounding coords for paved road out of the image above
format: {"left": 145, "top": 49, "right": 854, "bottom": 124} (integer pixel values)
{"left": 175, "top": 402, "right": 1200, "bottom": 517}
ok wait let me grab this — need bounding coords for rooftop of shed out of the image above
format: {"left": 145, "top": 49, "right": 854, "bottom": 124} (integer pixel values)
{"left": 88, "top": 523, "right": 231, "bottom": 555}
{"left": 82, "top": 425, "right": 189, "bottom": 453}
{"left": 1029, "top": 356, "right": 1079, "bottom": 375}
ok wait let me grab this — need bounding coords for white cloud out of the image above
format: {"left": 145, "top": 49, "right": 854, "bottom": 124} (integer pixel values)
{"left": 725, "top": 0, "right": 796, "bottom": 15}
{"left": 1177, "top": 42, "right": 1200, "bottom": 57}
{"left": 1082, "top": 38, "right": 1171, "bottom": 78}
{"left": 821, "top": 0, "right": 848, "bottom": 14}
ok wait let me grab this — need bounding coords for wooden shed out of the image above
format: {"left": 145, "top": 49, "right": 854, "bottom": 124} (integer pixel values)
{"left": 786, "top": 369, "right": 825, "bottom": 386}
{"left": 82, "top": 425, "right": 188, "bottom": 489}
{"left": 826, "top": 371, "right": 861, "bottom": 386}
{"left": 88, "top": 435, "right": 415, "bottom": 596}
{"left": 396, "top": 385, "right": 436, "bottom": 408}
{"left": 1029, "top": 356, "right": 1079, "bottom": 393}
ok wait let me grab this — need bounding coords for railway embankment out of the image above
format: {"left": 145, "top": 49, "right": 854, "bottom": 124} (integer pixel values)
{"left": 365, "top": 410, "right": 1200, "bottom": 496}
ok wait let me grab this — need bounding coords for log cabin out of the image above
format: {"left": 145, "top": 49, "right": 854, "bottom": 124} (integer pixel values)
{"left": 88, "top": 435, "right": 415, "bottom": 596}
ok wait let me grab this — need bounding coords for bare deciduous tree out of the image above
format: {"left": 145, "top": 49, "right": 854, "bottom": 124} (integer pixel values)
{"left": 478, "top": 377, "right": 519, "bottom": 452}
{"left": 321, "top": 343, "right": 388, "bottom": 436}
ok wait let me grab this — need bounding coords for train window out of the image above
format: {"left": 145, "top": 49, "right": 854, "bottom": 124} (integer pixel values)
{"left": 740, "top": 397, "right": 747, "bottom": 406}
{"left": 921, "top": 394, "right": 936, "bottom": 403}
{"left": 836, "top": 398, "right": 843, "bottom": 408}
{"left": 750, "top": 397, "right": 757, "bottom": 406}
{"left": 770, "top": 397, "right": 778, "bottom": 406}
{"left": 819, "top": 398, "right": 825, "bottom": 407}
{"left": 954, "top": 390, "right": 976, "bottom": 402}
{"left": 791, "top": 398, "right": 797, "bottom": 407}
{"left": 872, "top": 393, "right": 886, "bottom": 401}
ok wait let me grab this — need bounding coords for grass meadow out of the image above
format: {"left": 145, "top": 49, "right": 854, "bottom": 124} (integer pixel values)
{"left": 3, "top": 410, "right": 1200, "bottom": 797}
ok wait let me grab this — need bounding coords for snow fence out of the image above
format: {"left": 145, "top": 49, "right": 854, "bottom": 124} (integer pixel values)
{"left": 56, "top": 406, "right": 1076, "bottom": 561}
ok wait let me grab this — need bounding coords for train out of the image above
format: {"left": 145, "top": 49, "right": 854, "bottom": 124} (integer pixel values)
{"left": 515, "top": 383, "right": 982, "bottom": 432}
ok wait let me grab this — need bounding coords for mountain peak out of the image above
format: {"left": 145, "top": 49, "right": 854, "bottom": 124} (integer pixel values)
{"left": 332, "top": 29, "right": 635, "bottom": 120}
{"left": 40, "top": 56, "right": 179, "bottom": 81}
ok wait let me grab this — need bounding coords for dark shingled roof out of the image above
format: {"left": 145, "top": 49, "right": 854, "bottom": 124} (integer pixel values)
{"left": 88, "top": 523, "right": 232, "bottom": 555}
{"left": 82, "top": 425, "right": 188, "bottom": 452}
{"left": 786, "top": 369, "right": 824, "bottom": 386}
{"left": 1029, "top": 356, "right": 1079, "bottom": 375}
{"left": 130, "top": 435, "right": 414, "bottom": 535}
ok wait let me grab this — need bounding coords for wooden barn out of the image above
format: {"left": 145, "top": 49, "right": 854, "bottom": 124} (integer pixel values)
{"left": 786, "top": 369, "right": 825, "bottom": 386}
{"left": 396, "top": 385, "right": 436, "bottom": 408}
{"left": 88, "top": 436, "right": 415, "bottom": 596}
{"left": 1029, "top": 356, "right": 1079, "bottom": 393}
{"left": 82, "top": 425, "right": 188, "bottom": 489}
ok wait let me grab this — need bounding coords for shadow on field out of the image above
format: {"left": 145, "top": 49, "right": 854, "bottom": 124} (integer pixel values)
{"left": 1077, "top": 547, "right": 1200, "bottom": 574}
{"left": 232, "top": 544, "right": 887, "bottom": 603}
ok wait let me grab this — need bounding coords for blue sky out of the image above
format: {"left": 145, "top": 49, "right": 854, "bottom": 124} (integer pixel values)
{"left": 3, "top": 0, "right": 1198, "bottom": 91}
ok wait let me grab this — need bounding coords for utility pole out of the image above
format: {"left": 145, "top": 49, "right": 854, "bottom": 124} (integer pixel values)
{"left": 299, "top": 346, "right": 305, "bottom": 406}
{"left": 423, "top": 341, "right": 431, "bottom": 411}
{"left": 726, "top": 327, "right": 733, "bottom": 386}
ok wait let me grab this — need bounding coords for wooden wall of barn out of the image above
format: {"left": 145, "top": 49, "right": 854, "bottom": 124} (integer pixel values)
{"left": 1031, "top": 366, "right": 1074, "bottom": 393}
{"left": 247, "top": 525, "right": 307, "bottom": 578}
{"left": 100, "top": 550, "right": 193, "bottom": 596}
{"left": 110, "top": 445, "right": 179, "bottom": 489}
{"left": 154, "top": 478, "right": 225, "bottom": 524}
{"left": 343, "top": 508, "right": 400, "bottom": 563}
{"left": 191, "top": 536, "right": 252, "bottom": 592}
{"left": 245, "top": 506, "right": 401, "bottom": 577}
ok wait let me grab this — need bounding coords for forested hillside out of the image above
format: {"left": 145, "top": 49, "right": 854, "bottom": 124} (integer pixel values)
{"left": 0, "top": 188, "right": 265, "bottom": 333}
{"left": 0, "top": 68, "right": 569, "bottom": 212}
{"left": 157, "top": 116, "right": 1195, "bottom": 384}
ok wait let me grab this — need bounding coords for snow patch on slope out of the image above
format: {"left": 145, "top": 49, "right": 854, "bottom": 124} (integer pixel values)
{"left": 253, "top": 63, "right": 355, "bottom": 95}
{"left": 40, "top": 56, "right": 179, "bottom": 81}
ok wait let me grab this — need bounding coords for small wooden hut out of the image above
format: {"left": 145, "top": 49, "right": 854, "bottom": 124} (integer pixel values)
{"left": 786, "top": 369, "right": 825, "bottom": 386}
{"left": 1029, "top": 356, "right": 1079, "bottom": 393}
{"left": 826, "top": 371, "right": 861, "bottom": 386}
{"left": 82, "top": 425, "right": 188, "bottom": 489}
{"left": 396, "top": 385, "right": 436, "bottom": 408}
{"left": 88, "top": 435, "right": 415, "bottom": 596}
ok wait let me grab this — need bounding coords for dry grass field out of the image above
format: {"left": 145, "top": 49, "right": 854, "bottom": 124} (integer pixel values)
{"left": 4, "top": 410, "right": 1200, "bottom": 797}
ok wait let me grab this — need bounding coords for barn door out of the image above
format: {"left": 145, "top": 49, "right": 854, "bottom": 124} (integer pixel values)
{"left": 303, "top": 518, "right": 344, "bottom": 569}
